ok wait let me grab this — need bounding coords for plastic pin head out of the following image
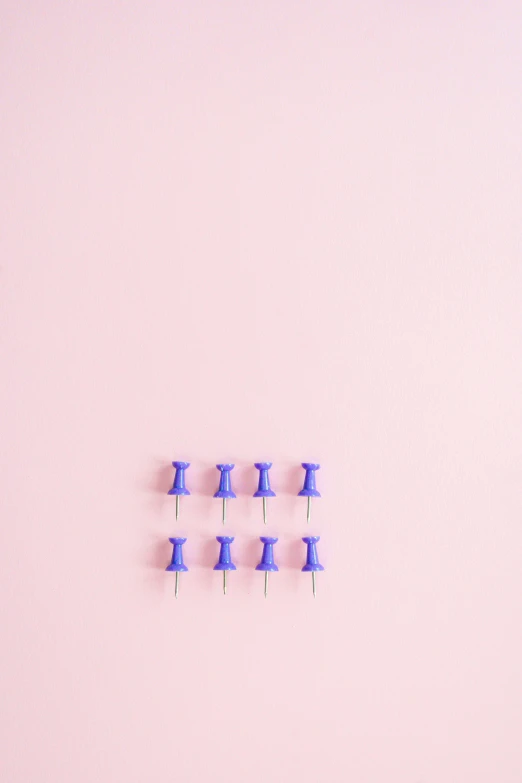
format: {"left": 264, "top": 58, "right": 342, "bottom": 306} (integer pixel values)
{"left": 168, "top": 462, "right": 191, "bottom": 520}
{"left": 166, "top": 537, "right": 188, "bottom": 598}
{"left": 298, "top": 463, "right": 321, "bottom": 523}
{"left": 213, "top": 536, "right": 237, "bottom": 595}
{"left": 214, "top": 464, "right": 236, "bottom": 524}
{"left": 255, "top": 536, "right": 279, "bottom": 597}
{"left": 253, "top": 463, "right": 276, "bottom": 524}
{"left": 302, "top": 536, "right": 324, "bottom": 598}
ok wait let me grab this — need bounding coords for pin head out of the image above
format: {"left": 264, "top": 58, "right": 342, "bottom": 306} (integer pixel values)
{"left": 168, "top": 462, "right": 191, "bottom": 496}
{"left": 298, "top": 462, "right": 321, "bottom": 498}
{"left": 166, "top": 537, "right": 189, "bottom": 572}
{"left": 253, "top": 463, "right": 276, "bottom": 498}
{"left": 213, "top": 536, "right": 237, "bottom": 571}
{"left": 301, "top": 536, "right": 325, "bottom": 572}
{"left": 214, "top": 464, "right": 237, "bottom": 498}
{"left": 255, "top": 536, "right": 279, "bottom": 572}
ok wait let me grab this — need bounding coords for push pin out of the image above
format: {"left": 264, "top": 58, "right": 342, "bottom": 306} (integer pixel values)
{"left": 214, "top": 464, "right": 236, "bottom": 524}
{"left": 166, "top": 537, "right": 188, "bottom": 599}
{"left": 302, "top": 536, "right": 324, "bottom": 598}
{"left": 253, "top": 463, "right": 276, "bottom": 524}
{"left": 298, "top": 463, "right": 321, "bottom": 523}
{"left": 255, "top": 536, "right": 279, "bottom": 597}
{"left": 168, "top": 461, "right": 190, "bottom": 520}
{"left": 214, "top": 536, "right": 236, "bottom": 595}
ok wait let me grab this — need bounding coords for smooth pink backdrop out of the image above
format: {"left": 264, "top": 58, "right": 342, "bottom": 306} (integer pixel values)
{"left": 1, "top": 2, "right": 522, "bottom": 781}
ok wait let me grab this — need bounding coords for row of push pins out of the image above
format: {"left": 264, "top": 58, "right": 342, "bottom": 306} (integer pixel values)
{"left": 169, "top": 462, "right": 321, "bottom": 524}
{"left": 166, "top": 536, "right": 325, "bottom": 598}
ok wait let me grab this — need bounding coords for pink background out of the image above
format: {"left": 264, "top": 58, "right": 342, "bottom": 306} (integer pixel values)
{"left": 1, "top": 2, "right": 522, "bottom": 781}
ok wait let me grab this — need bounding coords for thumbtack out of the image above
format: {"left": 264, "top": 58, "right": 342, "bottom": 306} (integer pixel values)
{"left": 302, "top": 536, "right": 324, "bottom": 598}
{"left": 253, "top": 463, "right": 276, "bottom": 524}
{"left": 255, "top": 536, "right": 279, "bottom": 597}
{"left": 214, "top": 536, "right": 236, "bottom": 595}
{"left": 214, "top": 464, "right": 236, "bottom": 524}
{"left": 168, "top": 461, "right": 190, "bottom": 520}
{"left": 298, "top": 463, "right": 321, "bottom": 523}
{"left": 166, "top": 537, "right": 188, "bottom": 599}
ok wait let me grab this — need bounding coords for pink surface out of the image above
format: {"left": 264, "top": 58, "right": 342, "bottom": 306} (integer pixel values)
{"left": 1, "top": 3, "right": 522, "bottom": 781}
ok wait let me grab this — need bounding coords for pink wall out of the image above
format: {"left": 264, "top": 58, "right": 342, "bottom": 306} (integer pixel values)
{"left": 1, "top": 2, "right": 521, "bottom": 781}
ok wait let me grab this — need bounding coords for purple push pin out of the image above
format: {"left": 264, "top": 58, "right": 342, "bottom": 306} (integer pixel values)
{"left": 214, "top": 464, "right": 236, "bottom": 524}
{"left": 302, "top": 536, "right": 325, "bottom": 598}
{"left": 166, "top": 537, "right": 188, "bottom": 599}
{"left": 168, "top": 461, "right": 190, "bottom": 520}
{"left": 298, "top": 462, "right": 321, "bottom": 524}
{"left": 253, "top": 462, "right": 276, "bottom": 525}
{"left": 255, "top": 536, "right": 279, "bottom": 597}
{"left": 214, "top": 536, "right": 236, "bottom": 595}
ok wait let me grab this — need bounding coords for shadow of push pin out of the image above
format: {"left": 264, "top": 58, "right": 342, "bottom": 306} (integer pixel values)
{"left": 302, "top": 536, "right": 324, "bottom": 598}
{"left": 168, "top": 462, "right": 190, "bottom": 521}
{"left": 255, "top": 536, "right": 278, "bottom": 597}
{"left": 166, "top": 537, "right": 188, "bottom": 599}
{"left": 254, "top": 463, "right": 276, "bottom": 525}
{"left": 214, "top": 536, "right": 236, "bottom": 595}
{"left": 214, "top": 464, "right": 236, "bottom": 524}
{"left": 298, "top": 463, "right": 321, "bottom": 524}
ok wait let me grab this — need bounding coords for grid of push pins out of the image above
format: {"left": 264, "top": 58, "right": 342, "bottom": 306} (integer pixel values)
{"left": 165, "top": 462, "right": 325, "bottom": 599}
